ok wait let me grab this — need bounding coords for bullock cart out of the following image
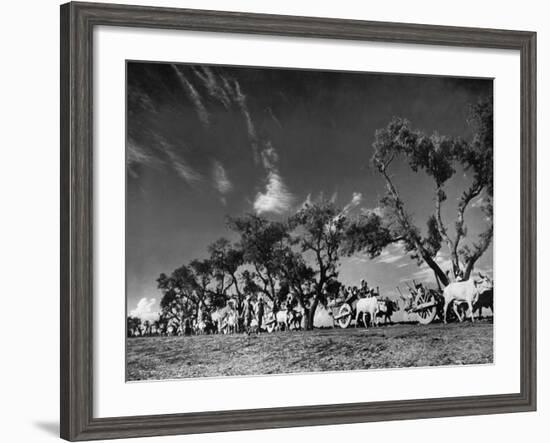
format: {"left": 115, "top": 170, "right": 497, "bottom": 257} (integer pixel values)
{"left": 399, "top": 282, "right": 443, "bottom": 325}
{"left": 331, "top": 289, "right": 381, "bottom": 328}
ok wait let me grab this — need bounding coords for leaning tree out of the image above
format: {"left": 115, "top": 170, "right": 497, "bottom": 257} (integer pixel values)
{"left": 349, "top": 99, "right": 493, "bottom": 286}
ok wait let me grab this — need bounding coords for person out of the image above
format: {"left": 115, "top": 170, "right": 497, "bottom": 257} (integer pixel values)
{"left": 360, "top": 279, "right": 370, "bottom": 297}
{"left": 338, "top": 285, "right": 347, "bottom": 302}
{"left": 256, "top": 296, "right": 265, "bottom": 332}
{"left": 242, "top": 295, "right": 254, "bottom": 334}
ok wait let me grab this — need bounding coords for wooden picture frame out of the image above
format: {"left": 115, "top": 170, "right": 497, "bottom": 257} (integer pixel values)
{"left": 60, "top": 1, "right": 536, "bottom": 440}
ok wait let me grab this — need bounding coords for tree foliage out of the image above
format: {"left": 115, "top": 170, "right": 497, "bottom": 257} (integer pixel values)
{"left": 290, "top": 201, "right": 349, "bottom": 323}
{"left": 227, "top": 214, "right": 290, "bottom": 306}
{"left": 363, "top": 98, "right": 493, "bottom": 284}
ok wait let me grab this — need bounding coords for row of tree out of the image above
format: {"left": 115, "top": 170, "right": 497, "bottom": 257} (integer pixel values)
{"left": 155, "top": 99, "right": 493, "bottom": 331}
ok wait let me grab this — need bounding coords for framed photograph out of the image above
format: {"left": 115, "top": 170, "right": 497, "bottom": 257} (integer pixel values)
{"left": 60, "top": 1, "right": 536, "bottom": 441}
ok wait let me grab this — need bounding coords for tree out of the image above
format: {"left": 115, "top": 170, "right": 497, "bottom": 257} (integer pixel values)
{"left": 207, "top": 238, "right": 244, "bottom": 311}
{"left": 278, "top": 248, "right": 315, "bottom": 304}
{"left": 227, "top": 214, "right": 290, "bottom": 307}
{"left": 188, "top": 258, "right": 215, "bottom": 314}
{"left": 290, "top": 201, "right": 348, "bottom": 326}
{"left": 357, "top": 99, "right": 493, "bottom": 285}
{"left": 156, "top": 259, "right": 215, "bottom": 334}
{"left": 157, "top": 272, "right": 191, "bottom": 335}
{"left": 127, "top": 316, "right": 141, "bottom": 337}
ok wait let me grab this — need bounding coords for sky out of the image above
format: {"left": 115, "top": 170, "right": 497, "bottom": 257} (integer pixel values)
{"left": 126, "top": 61, "right": 493, "bottom": 320}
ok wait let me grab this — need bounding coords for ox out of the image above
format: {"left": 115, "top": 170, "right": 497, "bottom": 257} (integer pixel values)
{"left": 275, "top": 310, "right": 288, "bottom": 331}
{"left": 249, "top": 318, "right": 259, "bottom": 334}
{"left": 474, "top": 288, "right": 494, "bottom": 318}
{"left": 224, "top": 309, "right": 239, "bottom": 334}
{"left": 442, "top": 273, "right": 493, "bottom": 323}
{"left": 211, "top": 307, "right": 229, "bottom": 333}
{"left": 194, "top": 319, "right": 207, "bottom": 335}
{"left": 377, "top": 298, "right": 399, "bottom": 324}
{"left": 355, "top": 297, "right": 387, "bottom": 328}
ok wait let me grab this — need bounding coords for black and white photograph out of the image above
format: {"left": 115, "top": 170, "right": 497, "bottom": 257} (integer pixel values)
{"left": 126, "top": 61, "right": 494, "bottom": 381}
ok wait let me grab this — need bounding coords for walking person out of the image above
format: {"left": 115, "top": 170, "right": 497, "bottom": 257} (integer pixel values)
{"left": 256, "top": 296, "right": 265, "bottom": 333}
{"left": 243, "top": 295, "right": 254, "bottom": 334}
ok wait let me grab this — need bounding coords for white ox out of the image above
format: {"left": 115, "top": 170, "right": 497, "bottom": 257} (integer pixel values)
{"left": 355, "top": 297, "right": 387, "bottom": 328}
{"left": 442, "top": 273, "right": 493, "bottom": 323}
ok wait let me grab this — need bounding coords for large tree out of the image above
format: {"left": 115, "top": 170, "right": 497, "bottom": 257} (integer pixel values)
{"left": 290, "top": 201, "right": 348, "bottom": 325}
{"left": 227, "top": 214, "right": 290, "bottom": 308}
{"left": 207, "top": 238, "right": 244, "bottom": 310}
{"left": 352, "top": 99, "right": 493, "bottom": 285}
{"left": 157, "top": 259, "right": 215, "bottom": 333}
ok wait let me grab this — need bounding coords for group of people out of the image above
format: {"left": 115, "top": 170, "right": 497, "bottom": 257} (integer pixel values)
{"left": 193, "top": 295, "right": 274, "bottom": 335}
{"left": 336, "top": 279, "right": 379, "bottom": 302}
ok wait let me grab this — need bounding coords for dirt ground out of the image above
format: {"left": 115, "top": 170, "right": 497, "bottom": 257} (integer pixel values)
{"left": 126, "top": 319, "right": 493, "bottom": 381}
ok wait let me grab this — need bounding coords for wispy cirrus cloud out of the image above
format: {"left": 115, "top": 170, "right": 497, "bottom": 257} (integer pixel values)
{"left": 128, "top": 88, "right": 157, "bottom": 114}
{"left": 159, "top": 137, "right": 204, "bottom": 185}
{"left": 212, "top": 160, "right": 233, "bottom": 195}
{"left": 172, "top": 64, "right": 210, "bottom": 126}
{"left": 377, "top": 250, "right": 404, "bottom": 264}
{"left": 218, "top": 77, "right": 295, "bottom": 215}
{"left": 260, "top": 141, "right": 279, "bottom": 171}
{"left": 342, "top": 192, "right": 363, "bottom": 213}
{"left": 127, "top": 130, "right": 205, "bottom": 186}
{"left": 376, "top": 242, "right": 407, "bottom": 264}
{"left": 129, "top": 297, "right": 159, "bottom": 322}
{"left": 254, "top": 170, "right": 294, "bottom": 215}
{"left": 193, "top": 66, "right": 231, "bottom": 108}
{"left": 165, "top": 150, "right": 203, "bottom": 185}
{"left": 171, "top": 67, "right": 295, "bottom": 213}
{"left": 224, "top": 77, "right": 260, "bottom": 162}
{"left": 127, "top": 139, "right": 162, "bottom": 171}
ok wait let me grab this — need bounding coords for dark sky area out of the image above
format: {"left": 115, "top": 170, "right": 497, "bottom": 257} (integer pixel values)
{"left": 126, "top": 61, "right": 493, "bottom": 319}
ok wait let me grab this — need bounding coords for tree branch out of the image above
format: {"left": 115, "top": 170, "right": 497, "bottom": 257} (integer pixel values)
{"left": 453, "top": 183, "right": 483, "bottom": 261}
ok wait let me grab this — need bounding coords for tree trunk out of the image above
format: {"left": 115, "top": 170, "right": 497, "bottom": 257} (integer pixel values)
{"left": 422, "top": 253, "right": 449, "bottom": 287}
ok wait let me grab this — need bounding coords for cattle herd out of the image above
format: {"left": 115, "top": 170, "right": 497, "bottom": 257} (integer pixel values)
{"left": 127, "top": 273, "right": 494, "bottom": 338}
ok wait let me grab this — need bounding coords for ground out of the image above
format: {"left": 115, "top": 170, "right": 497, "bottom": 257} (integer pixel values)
{"left": 126, "top": 320, "right": 493, "bottom": 381}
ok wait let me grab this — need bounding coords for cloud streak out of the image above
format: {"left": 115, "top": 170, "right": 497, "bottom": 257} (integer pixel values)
{"left": 217, "top": 77, "right": 296, "bottom": 215}
{"left": 376, "top": 242, "right": 407, "bottom": 264}
{"left": 212, "top": 160, "right": 233, "bottom": 195}
{"left": 127, "top": 139, "right": 162, "bottom": 172}
{"left": 160, "top": 138, "right": 204, "bottom": 185}
{"left": 224, "top": 77, "right": 260, "bottom": 162}
{"left": 342, "top": 192, "right": 363, "bottom": 214}
{"left": 173, "top": 64, "right": 210, "bottom": 126}
{"left": 193, "top": 66, "right": 231, "bottom": 108}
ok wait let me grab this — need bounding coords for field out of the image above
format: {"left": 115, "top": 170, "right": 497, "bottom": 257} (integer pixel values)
{"left": 126, "top": 320, "right": 493, "bottom": 381}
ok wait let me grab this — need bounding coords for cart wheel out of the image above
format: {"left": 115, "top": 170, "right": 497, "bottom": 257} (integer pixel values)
{"left": 416, "top": 292, "right": 437, "bottom": 325}
{"left": 337, "top": 303, "right": 352, "bottom": 328}
{"left": 265, "top": 313, "right": 276, "bottom": 333}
